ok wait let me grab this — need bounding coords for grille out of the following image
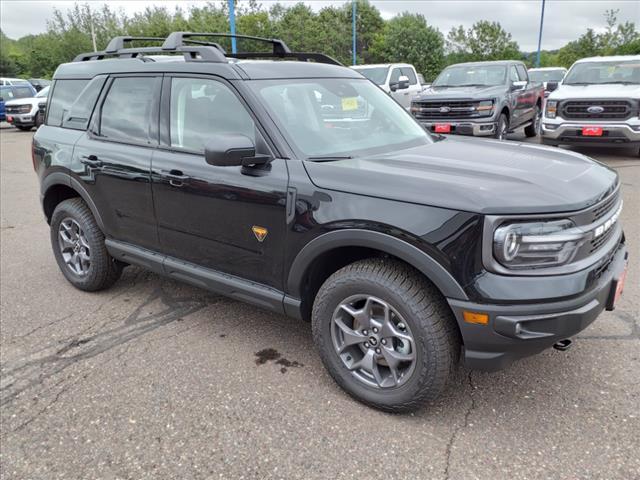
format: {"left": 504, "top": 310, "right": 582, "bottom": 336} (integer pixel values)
{"left": 590, "top": 225, "right": 615, "bottom": 253}
{"left": 593, "top": 248, "right": 616, "bottom": 280}
{"left": 412, "top": 100, "right": 487, "bottom": 119}
{"left": 560, "top": 100, "right": 633, "bottom": 120}
{"left": 5, "top": 105, "right": 29, "bottom": 114}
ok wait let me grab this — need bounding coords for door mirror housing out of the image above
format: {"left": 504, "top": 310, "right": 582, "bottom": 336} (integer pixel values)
{"left": 204, "top": 134, "right": 270, "bottom": 167}
{"left": 390, "top": 75, "right": 410, "bottom": 92}
{"left": 511, "top": 80, "right": 527, "bottom": 91}
{"left": 546, "top": 81, "right": 559, "bottom": 92}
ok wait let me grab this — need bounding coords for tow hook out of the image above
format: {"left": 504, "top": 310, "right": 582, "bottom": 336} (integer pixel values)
{"left": 553, "top": 339, "right": 572, "bottom": 351}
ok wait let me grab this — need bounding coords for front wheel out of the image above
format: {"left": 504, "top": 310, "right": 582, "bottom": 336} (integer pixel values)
{"left": 493, "top": 113, "right": 508, "bottom": 140}
{"left": 524, "top": 104, "right": 542, "bottom": 137}
{"left": 312, "top": 259, "right": 460, "bottom": 413}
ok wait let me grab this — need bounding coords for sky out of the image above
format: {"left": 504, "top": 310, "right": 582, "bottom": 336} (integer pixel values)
{"left": 1, "top": 0, "right": 639, "bottom": 51}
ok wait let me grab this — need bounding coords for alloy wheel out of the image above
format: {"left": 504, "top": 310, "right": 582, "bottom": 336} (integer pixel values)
{"left": 331, "top": 295, "right": 417, "bottom": 389}
{"left": 58, "top": 218, "right": 91, "bottom": 276}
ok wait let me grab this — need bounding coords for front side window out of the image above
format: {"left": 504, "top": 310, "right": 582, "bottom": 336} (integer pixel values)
{"left": 389, "top": 68, "right": 402, "bottom": 84}
{"left": 509, "top": 66, "right": 519, "bottom": 83}
{"left": 47, "top": 79, "right": 90, "bottom": 126}
{"left": 432, "top": 65, "right": 507, "bottom": 87}
{"left": 249, "top": 78, "right": 431, "bottom": 158}
{"left": 169, "top": 77, "right": 255, "bottom": 153}
{"left": 563, "top": 60, "right": 640, "bottom": 85}
{"left": 99, "top": 77, "right": 160, "bottom": 143}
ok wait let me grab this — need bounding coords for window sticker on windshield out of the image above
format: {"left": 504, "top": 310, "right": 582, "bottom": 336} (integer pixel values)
{"left": 341, "top": 97, "right": 358, "bottom": 111}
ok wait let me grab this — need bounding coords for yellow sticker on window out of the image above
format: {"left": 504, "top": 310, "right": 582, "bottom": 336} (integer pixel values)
{"left": 341, "top": 97, "right": 358, "bottom": 111}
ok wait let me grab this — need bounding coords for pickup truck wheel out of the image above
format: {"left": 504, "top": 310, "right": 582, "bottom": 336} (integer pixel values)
{"left": 494, "top": 113, "right": 508, "bottom": 140}
{"left": 50, "top": 198, "right": 123, "bottom": 291}
{"left": 525, "top": 105, "right": 542, "bottom": 138}
{"left": 312, "top": 258, "right": 460, "bottom": 413}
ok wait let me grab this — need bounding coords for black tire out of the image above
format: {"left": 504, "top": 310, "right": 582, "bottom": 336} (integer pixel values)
{"left": 50, "top": 198, "right": 123, "bottom": 291}
{"left": 34, "top": 112, "right": 43, "bottom": 127}
{"left": 493, "top": 113, "right": 508, "bottom": 140}
{"left": 524, "top": 104, "right": 541, "bottom": 138}
{"left": 312, "top": 258, "right": 460, "bottom": 413}
{"left": 16, "top": 125, "right": 33, "bottom": 131}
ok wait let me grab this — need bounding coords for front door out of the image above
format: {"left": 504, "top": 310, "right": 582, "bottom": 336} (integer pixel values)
{"left": 151, "top": 75, "right": 289, "bottom": 289}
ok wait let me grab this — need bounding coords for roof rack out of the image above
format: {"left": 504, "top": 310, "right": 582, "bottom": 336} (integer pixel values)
{"left": 73, "top": 32, "right": 342, "bottom": 66}
{"left": 104, "top": 36, "right": 166, "bottom": 53}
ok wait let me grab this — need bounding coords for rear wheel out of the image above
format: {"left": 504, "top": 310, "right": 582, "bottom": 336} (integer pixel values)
{"left": 493, "top": 113, "right": 508, "bottom": 140}
{"left": 50, "top": 198, "right": 123, "bottom": 291}
{"left": 525, "top": 104, "right": 542, "bottom": 137}
{"left": 312, "top": 258, "right": 460, "bottom": 413}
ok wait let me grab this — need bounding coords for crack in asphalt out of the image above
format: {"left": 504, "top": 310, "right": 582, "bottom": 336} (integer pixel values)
{"left": 443, "top": 371, "right": 477, "bottom": 480}
{"left": 0, "top": 282, "right": 217, "bottom": 410}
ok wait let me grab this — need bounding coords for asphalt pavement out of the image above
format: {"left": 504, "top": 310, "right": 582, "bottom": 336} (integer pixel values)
{"left": 1, "top": 123, "right": 638, "bottom": 480}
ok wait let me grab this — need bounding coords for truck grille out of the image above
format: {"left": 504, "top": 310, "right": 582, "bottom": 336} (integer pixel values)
{"left": 5, "top": 104, "right": 29, "bottom": 114}
{"left": 411, "top": 100, "right": 487, "bottom": 120}
{"left": 560, "top": 100, "right": 634, "bottom": 120}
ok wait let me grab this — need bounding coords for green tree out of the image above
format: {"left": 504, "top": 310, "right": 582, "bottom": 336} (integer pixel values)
{"left": 369, "top": 13, "right": 444, "bottom": 81}
{"left": 446, "top": 20, "right": 520, "bottom": 63}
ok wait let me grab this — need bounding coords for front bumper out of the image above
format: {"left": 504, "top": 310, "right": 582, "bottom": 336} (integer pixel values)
{"left": 418, "top": 120, "right": 498, "bottom": 137}
{"left": 447, "top": 242, "right": 628, "bottom": 371}
{"left": 6, "top": 112, "right": 35, "bottom": 126}
{"left": 542, "top": 121, "right": 640, "bottom": 146}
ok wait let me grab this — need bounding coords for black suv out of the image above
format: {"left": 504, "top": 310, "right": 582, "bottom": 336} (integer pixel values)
{"left": 34, "top": 34, "right": 628, "bottom": 412}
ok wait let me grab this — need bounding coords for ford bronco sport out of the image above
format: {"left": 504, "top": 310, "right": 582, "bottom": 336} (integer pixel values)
{"left": 33, "top": 34, "right": 628, "bottom": 412}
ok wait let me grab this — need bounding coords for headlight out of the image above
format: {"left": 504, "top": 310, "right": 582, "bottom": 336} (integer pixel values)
{"left": 545, "top": 100, "right": 558, "bottom": 118}
{"left": 493, "top": 219, "right": 582, "bottom": 269}
{"left": 475, "top": 100, "right": 494, "bottom": 116}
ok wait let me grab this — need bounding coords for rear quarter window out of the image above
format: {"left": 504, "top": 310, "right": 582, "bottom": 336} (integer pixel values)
{"left": 46, "top": 79, "right": 90, "bottom": 127}
{"left": 62, "top": 76, "right": 107, "bottom": 131}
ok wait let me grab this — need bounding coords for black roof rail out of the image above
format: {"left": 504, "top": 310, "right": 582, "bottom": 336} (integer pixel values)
{"left": 104, "top": 36, "right": 166, "bottom": 53}
{"left": 73, "top": 45, "right": 227, "bottom": 63}
{"left": 229, "top": 51, "right": 342, "bottom": 66}
{"left": 163, "top": 32, "right": 291, "bottom": 56}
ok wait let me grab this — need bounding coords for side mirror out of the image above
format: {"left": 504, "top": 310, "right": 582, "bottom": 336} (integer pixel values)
{"left": 389, "top": 76, "right": 410, "bottom": 92}
{"left": 204, "top": 134, "right": 270, "bottom": 167}
{"left": 546, "top": 81, "right": 559, "bottom": 92}
{"left": 511, "top": 80, "right": 527, "bottom": 91}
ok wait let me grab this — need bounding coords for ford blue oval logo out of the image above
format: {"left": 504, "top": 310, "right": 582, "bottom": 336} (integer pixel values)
{"left": 587, "top": 106, "right": 605, "bottom": 114}
{"left": 439, "top": 106, "right": 451, "bottom": 113}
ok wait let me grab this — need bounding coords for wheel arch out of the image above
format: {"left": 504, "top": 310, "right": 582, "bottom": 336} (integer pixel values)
{"left": 42, "top": 173, "right": 106, "bottom": 232}
{"left": 287, "top": 230, "right": 469, "bottom": 321}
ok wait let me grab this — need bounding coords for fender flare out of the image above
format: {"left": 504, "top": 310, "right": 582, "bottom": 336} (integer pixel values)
{"left": 286, "top": 229, "right": 469, "bottom": 301}
{"left": 41, "top": 172, "right": 106, "bottom": 232}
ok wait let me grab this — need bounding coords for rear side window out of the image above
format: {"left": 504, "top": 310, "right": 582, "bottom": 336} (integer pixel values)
{"left": 62, "top": 76, "right": 107, "bottom": 131}
{"left": 99, "top": 77, "right": 160, "bottom": 144}
{"left": 47, "top": 79, "right": 90, "bottom": 126}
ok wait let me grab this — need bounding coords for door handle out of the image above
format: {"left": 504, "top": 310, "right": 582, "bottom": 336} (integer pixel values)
{"left": 80, "top": 155, "right": 103, "bottom": 167}
{"left": 162, "top": 170, "right": 190, "bottom": 187}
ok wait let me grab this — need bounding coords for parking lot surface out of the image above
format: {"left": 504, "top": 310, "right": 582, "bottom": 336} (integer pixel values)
{"left": 1, "top": 124, "right": 638, "bottom": 480}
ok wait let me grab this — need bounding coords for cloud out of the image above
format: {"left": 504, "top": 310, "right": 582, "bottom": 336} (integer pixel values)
{"left": 1, "top": 0, "right": 639, "bottom": 51}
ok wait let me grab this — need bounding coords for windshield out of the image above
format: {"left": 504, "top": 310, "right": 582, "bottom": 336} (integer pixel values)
{"left": 249, "top": 78, "right": 432, "bottom": 158}
{"left": 563, "top": 60, "right": 640, "bottom": 85}
{"left": 36, "top": 86, "right": 49, "bottom": 98}
{"left": 528, "top": 69, "right": 566, "bottom": 82}
{"left": 354, "top": 67, "right": 389, "bottom": 85}
{"left": 432, "top": 65, "right": 506, "bottom": 87}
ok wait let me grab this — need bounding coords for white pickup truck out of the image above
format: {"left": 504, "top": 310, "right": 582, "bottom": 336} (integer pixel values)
{"left": 351, "top": 63, "right": 424, "bottom": 108}
{"left": 541, "top": 55, "right": 640, "bottom": 150}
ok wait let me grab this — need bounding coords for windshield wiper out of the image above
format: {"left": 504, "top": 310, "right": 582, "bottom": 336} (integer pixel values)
{"left": 307, "top": 155, "right": 354, "bottom": 162}
{"left": 458, "top": 83, "right": 489, "bottom": 87}
{"left": 603, "top": 81, "right": 637, "bottom": 85}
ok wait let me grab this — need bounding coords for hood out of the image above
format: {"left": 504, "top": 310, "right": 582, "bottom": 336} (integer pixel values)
{"left": 549, "top": 83, "right": 640, "bottom": 100}
{"left": 415, "top": 85, "right": 506, "bottom": 101}
{"left": 4, "top": 96, "right": 43, "bottom": 107}
{"left": 303, "top": 137, "right": 617, "bottom": 215}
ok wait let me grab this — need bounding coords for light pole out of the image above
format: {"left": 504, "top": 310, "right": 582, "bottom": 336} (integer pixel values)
{"left": 352, "top": 0, "right": 357, "bottom": 65}
{"left": 228, "top": 0, "right": 237, "bottom": 54}
{"left": 535, "top": 0, "right": 546, "bottom": 67}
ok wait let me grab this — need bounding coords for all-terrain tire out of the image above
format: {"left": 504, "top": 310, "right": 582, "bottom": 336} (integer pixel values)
{"left": 50, "top": 198, "right": 123, "bottom": 291}
{"left": 312, "top": 258, "right": 460, "bottom": 413}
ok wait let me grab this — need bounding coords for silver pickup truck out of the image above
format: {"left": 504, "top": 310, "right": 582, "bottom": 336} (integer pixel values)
{"left": 541, "top": 55, "right": 640, "bottom": 149}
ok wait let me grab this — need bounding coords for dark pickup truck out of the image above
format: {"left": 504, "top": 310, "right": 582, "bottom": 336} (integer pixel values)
{"left": 411, "top": 60, "right": 545, "bottom": 140}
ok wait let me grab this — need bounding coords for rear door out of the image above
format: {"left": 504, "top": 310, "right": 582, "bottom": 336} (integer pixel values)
{"left": 71, "top": 75, "right": 161, "bottom": 250}
{"left": 151, "top": 75, "right": 289, "bottom": 289}
{"left": 402, "top": 67, "right": 422, "bottom": 105}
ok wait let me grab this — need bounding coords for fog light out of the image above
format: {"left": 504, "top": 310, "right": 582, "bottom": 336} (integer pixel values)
{"left": 543, "top": 124, "right": 558, "bottom": 130}
{"left": 463, "top": 311, "right": 489, "bottom": 325}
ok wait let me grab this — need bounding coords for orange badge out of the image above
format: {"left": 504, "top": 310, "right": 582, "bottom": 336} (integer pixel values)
{"left": 252, "top": 226, "right": 268, "bottom": 242}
